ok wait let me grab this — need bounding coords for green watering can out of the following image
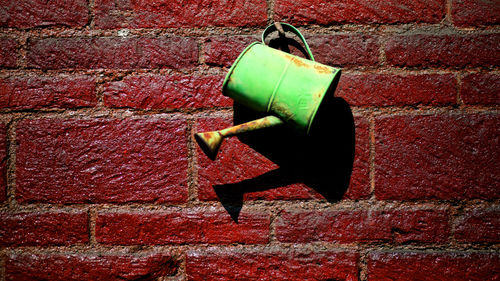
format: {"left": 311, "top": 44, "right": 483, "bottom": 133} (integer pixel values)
{"left": 195, "top": 23, "right": 342, "bottom": 160}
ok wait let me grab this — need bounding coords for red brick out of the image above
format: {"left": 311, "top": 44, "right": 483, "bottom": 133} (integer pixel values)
{"left": 386, "top": 34, "right": 500, "bottom": 68}
{"left": 375, "top": 114, "right": 500, "bottom": 200}
{"left": 276, "top": 209, "right": 449, "bottom": 243}
{"left": 367, "top": 252, "right": 500, "bottom": 281}
{"left": 307, "top": 34, "right": 380, "bottom": 67}
{"left": 16, "top": 118, "right": 187, "bottom": 204}
{"left": 452, "top": 0, "right": 500, "bottom": 27}
{"left": 337, "top": 73, "right": 457, "bottom": 106}
{"left": 187, "top": 250, "right": 359, "bottom": 281}
{"left": 96, "top": 210, "right": 269, "bottom": 244}
{"left": 0, "top": 38, "right": 17, "bottom": 68}
{"left": 348, "top": 116, "right": 370, "bottom": 199}
{"left": 0, "top": 123, "right": 6, "bottom": 202}
{"left": 6, "top": 253, "right": 178, "bottom": 281}
{"left": 205, "top": 34, "right": 379, "bottom": 68}
{"left": 204, "top": 36, "right": 258, "bottom": 67}
{"left": 275, "top": 0, "right": 445, "bottom": 25}
{"left": 103, "top": 74, "right": 231, "bottom": 109}
{"left": 0, "top": 76, "right": 96, "bottom": 110}
{"left": 461, "top": 73, "right": 500, "bottom": 105}
{"left": 0, "top": 212, "right": 88, "bottom": 246}
{"left": 455, "top": 209, "right": 500, "bottom": 243}
{"left": 27, "top": 37, "right": 198, "bottom": 70}
{"left": 95, "top": 0, "right": 267, "bottom": 29}
{"left": 0, "top": 0, "right": 88, "bottom": 28}
{"left": 196, "top": 115, "right": 370, "bottom": 201}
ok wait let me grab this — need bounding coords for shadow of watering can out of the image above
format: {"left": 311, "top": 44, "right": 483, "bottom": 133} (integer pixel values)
{"left": 195, "top": 23, "right": 342, "bottom": 160}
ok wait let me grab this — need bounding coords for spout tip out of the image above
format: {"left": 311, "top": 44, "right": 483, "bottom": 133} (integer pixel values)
{"left": 194, "top": 131, "right": 223, "bottom": 160}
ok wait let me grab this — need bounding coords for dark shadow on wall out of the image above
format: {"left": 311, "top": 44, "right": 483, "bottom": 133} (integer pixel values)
{"left": 214, "top": 97, "right": 355, "bottom": 222}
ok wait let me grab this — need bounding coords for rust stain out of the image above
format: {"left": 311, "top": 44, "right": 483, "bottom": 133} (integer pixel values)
{"left": 273, "top": 103, "right": 294, "bottom": 121}
{"left": 291, "top": 57, "right": 309, "bottom": 68}
{"left": 313, "top": 64, "right": 331, "bottom": 74}
{"left": 222, "top": 116, "right": 281, "bottom": 136}
{"left": 200, "top": 132, "right": 216, "bottom": 142}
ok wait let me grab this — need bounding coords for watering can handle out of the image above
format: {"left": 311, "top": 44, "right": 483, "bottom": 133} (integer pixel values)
{"left": 262, "top": 22, "right": 315, "bottom": 61}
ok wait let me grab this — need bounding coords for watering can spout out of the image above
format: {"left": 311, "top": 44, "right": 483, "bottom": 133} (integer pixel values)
{"left": 194, "top": 131, "right": 223, "bottom": 160}
{"left": 195, "top": 115, "right": 284, "bottom": 160}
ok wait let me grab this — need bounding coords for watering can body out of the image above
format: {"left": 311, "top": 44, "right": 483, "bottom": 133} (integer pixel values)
{"left": 195, "top": 23, "right": 342, "bottom": 160}
{"left": 223, "top": 41, "right": 340, "bottom": 134}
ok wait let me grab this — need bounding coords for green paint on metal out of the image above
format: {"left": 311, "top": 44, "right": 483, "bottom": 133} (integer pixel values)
{"left": 222, "top": 41, "right": 341, "bottom": 134}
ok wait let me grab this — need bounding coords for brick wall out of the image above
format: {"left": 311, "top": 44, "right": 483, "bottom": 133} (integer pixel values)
{"left": 0, "top": 0, "right": 499, "bottom": 280}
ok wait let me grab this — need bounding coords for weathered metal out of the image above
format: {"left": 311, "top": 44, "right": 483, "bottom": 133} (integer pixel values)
{"left": 194, "top": 23, "right": 342, "bottom": 160}
{"left": 194, "top": 116, "right": 283, "bottom": 160}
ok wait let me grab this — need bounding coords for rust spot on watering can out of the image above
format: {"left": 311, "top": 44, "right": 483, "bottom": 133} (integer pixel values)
{"left": 273, "top": 102, "right": 295, "bottom": 121}
{"left": 291, "top": 57, "right": 309, "bottom": 68}
{"left": 313, "top": 64, "right": 331, "bottom": 74}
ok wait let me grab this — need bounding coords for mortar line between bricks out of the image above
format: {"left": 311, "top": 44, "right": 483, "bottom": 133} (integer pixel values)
{"left": 88, "top": 207, "right": 97, "bottom": 245}
{"left": 368, "top": 114, "right": 376, "bottom": 200}
{"left": 174, "top": 250, "right": 188, "bottom": 281}
{"left": 186, "top": 118, "right": 199, "bottom": 205}
{"left": 2, "top": 199, "right": 473, "bottom": 213}
{"left": 448, "top": 204, "right": 461, "bottom": 247}
{"left": 4, "top": 243, "right": 499, "bottom": 256}
{"left": 267, "top": 0, "right": 275, "bottom": 25}
{"left": 5, "top": 118, "right": 18, "bottom": 208}
{"left": 0, "top": 105, "right": 498, "bottom": 120}
{"left": 16, "top": 32, "right": 29, "bottom": 70}
{"left": 195, "top": 38, "right": 203, "bottom": 65}
{"left": 358, "top": 249, "right": 368, "bottom": 281}
{"left": 445, "top": 0, "right": 453, "bottom": 26}
{"left": 87, "top": 0, "right": 95, "bottom": 30}
{"left": 268, "top": 205, "right": 279, "bottom": 244}
{"left": 377, "top": 34, "right": 387, "bottom": 67}
{"left": 3, "top": 24, "right": 500, "bottom": 37}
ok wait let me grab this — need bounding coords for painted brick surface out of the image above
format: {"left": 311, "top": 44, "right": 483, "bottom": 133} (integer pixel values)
{"left": 276, "top": 209, "right": 449, "bottom": 243}
{"left": 95, "top": 0, "right": 267, "bottom": 29}
{"left": 204, "top": 36, "right": 258, "bottom": 67}
{"left": 187, "top": 250, "right": 359, "bottom": 281}
{"left": 96, "top": 209, "right": 270, "bottom": 245}
{"left": 103, "top": 74, "right": 230, "bottom": 109}
{"left": 5, "top": 253, "right": 178, "bottom": 281}
{"left": 375, "top": 114, "right": 500, "bottom": 200}
{"left": 337, "top": 73, "right": 457, "bottom": 106}
{"left": 307, "top": 34, "right": 380, "bottom": 67}
{"left": 386, "top": 34, "right": 500, "bottom": 68}
{"left": 0, "top": 38, "right": 17, "bottom": 68}
{"left": 204, "top": 34, "right": 380, "bottom": 68}
{"left": 0, "top": 0, "right": 88, "bottom": 28}
{"left": 0, "top": 76, "right": 96, "bottom": 110}
{"left": 16, "top": 118, "right": 188, "bottom": 204}
{"left": 451, "top": 0, "right": 500, "bottom": 27}
{"left": 1, "top": 0, "right": 499, "bottom": 280}
{"left": 275, "top": 0, "right": 445, "bottom": 25}
{"left": 461, "top": 73, "right": 500, "bottom": 105}
{"left": 27, "top": 37, "right": 198, "bottom": 70}
{"left": 367, "top": 252, "right": 500, "bottom": 281}
{"left": 0, "top": 212, "right": 88, "bottom": 246}
{"left": 454, "top": 209, "right": 500, "bottom": 243}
